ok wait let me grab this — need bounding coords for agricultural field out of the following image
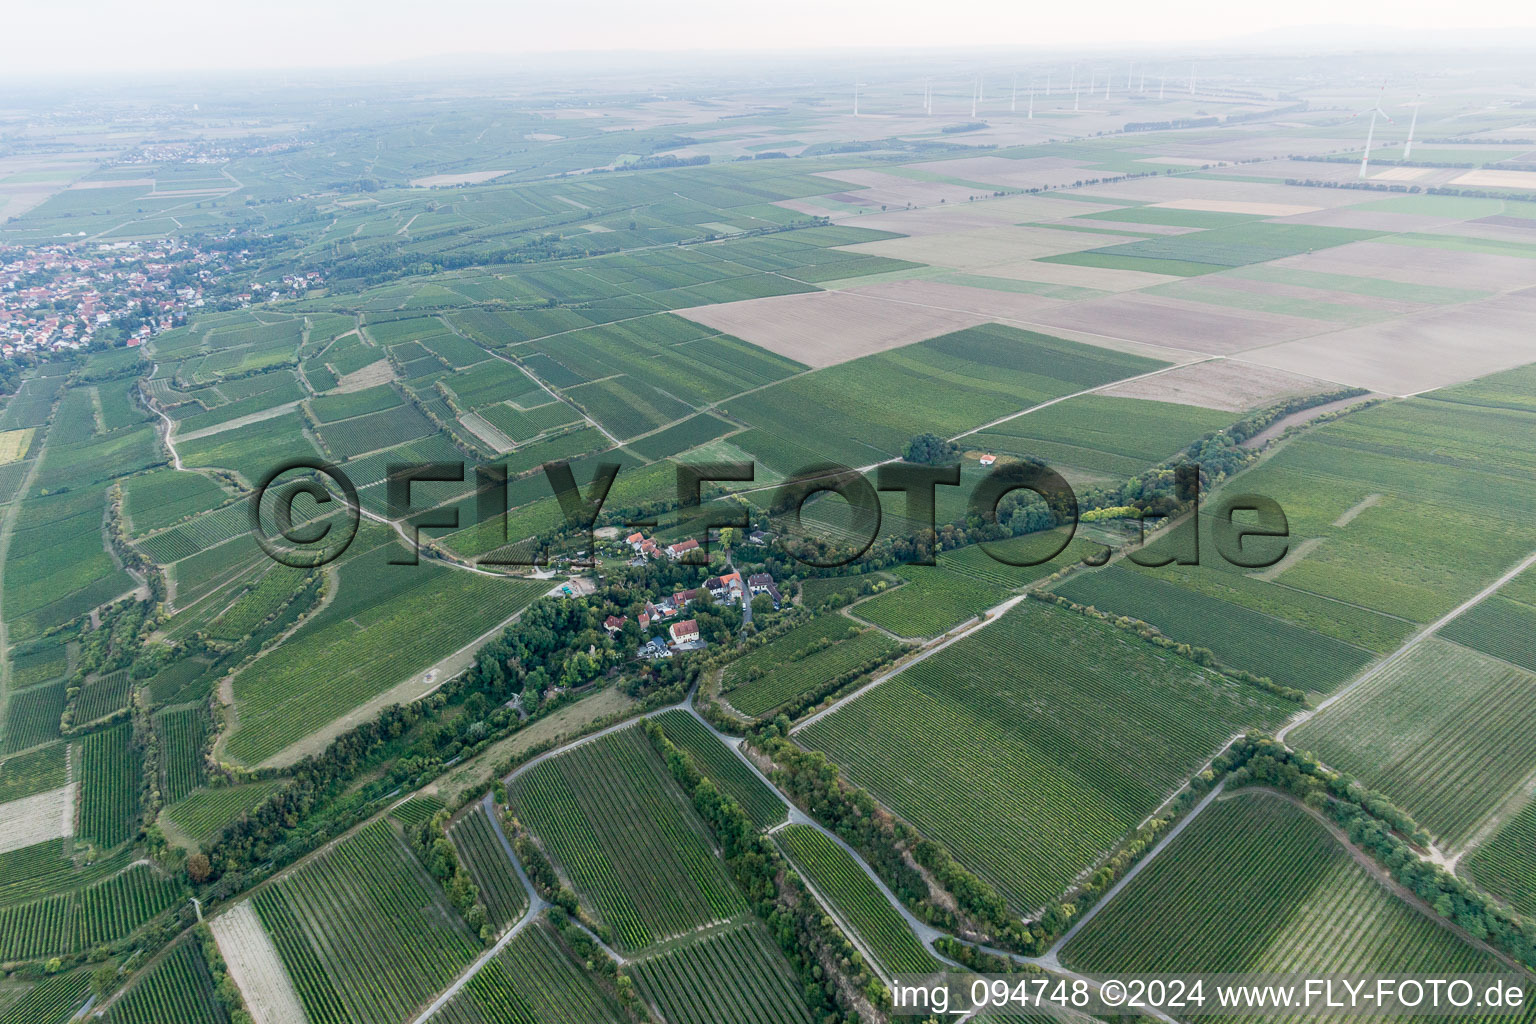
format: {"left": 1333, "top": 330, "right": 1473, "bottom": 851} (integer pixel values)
{"left": 967, "top": 394, "right": 1231, "bottom": 478}
{"left": 76, "top": 668, "right": 133, "bottom": 724}
{"left": 1055, "top": 564, "right": 1375, "bottom": 694}
{"left": 77, "top": 723, "right": 140, "bottom": 849}
{"left": 103, "top": 939, "right": 226, "bottom": 1024}
{"left": 776, "top": 824, "right": 942, "bottom": 976}
{"left": 436, "top": 921, "right": 627, "bottom": 1024}
{"left": 0, "top": 742, "right": 67, "bottom": 803}
{"left": 1463, "top": 799, "right": 1536, "bottom": 917}
{"left": 628, "top": 919, "right": 814, "bottom": 1024}
{"left": 849, "top": 563, "right": 1011, "bottom": 639}
{"left": 720, "top": 614, "right": 903, "bottom": 716}
{"left": 653, "top": 709, "right": 786, "bottom": 829}
{"left": 797, "top": 599, "right": 1292, "bottom": 910}
{"left": 448, "top": 803, "right": 528, "bottom": 931}
{"left": 1062, "top": 792, "right": 1521, "bottom": 1013}
{"left": 157, "top": 705, "right": 208, "bottom": 804}
{"left": 724, "top": 324, "right": 1167, "bottom": 471}
{"left": 162, "top": 780, "right": 287, "bottom": 848}
{"left": 251, "top": 819, "right": 478, "bottom": 1024}
{"left": 1288, "top": 638, "right": 1536, "bottom": 848}
{"left": 508, "top": 725, "right": 746, "bottom": 952}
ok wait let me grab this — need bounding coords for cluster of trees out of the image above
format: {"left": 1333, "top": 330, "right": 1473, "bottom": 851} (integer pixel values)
{"left": 1227, "top": 735, "right": 1536, "bottom": 967}
{"left": 409, "top": 809, "right": 492, "bottom": 942}
{"left": 902, "top": 433, "right": 960, "bottom": 465}
{"left": 645, "top": 721, "right": 879, "bottom": 1022}
{"left": 195, "top": 924, "right": 254, "bottom": 1024}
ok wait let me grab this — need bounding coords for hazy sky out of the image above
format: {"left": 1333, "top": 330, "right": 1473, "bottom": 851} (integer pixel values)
{"left": 9, "top": 0, "right": 1536, "bottom": 76}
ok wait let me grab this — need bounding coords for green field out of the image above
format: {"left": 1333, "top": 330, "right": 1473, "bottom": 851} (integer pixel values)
{"left": 77, "top": 723, "right": 139, "bottom": 849}
{"left": 797, "top": 600, "right": 1291, "bottom": 910}
{"left": 225, "top": 530, "right": 548, "bottom": 765}
{"left": 720, "top": 614, "right": 902, "bottom": 716}
{"left": 157, "top": 706, "right": 208, "bottom": 804}
{"left": 436, "top": 920, "right": 627, "bottom": 1024}
{"left": 1063, "top": 792, "right": 1523, "bottom": 1023}
{"left": 628, "top": 919, "right": 814, "bottom": 1024}
{"left": 252, "top": 819, "right": 477, "bottom": 1024}
{"left": 449, "top": 803, "right": 528, "bottom": 931}
{"left": 509, "top": 725, "right": 745, "bottom": 952}
{"left": 162, "top": 780, "right": 287, "bottom": 847}
{"left": 1463, "top": 799, "right": 1536, "bottom": 917}
{"left": 850, "top": 563, "right": 1011, "bottom": 639}
{"left": 725, "top": 324, "right": 1166, "bottom": 471}
{"left": 966, "top": 395, "right": 1231, "bottom": 478}
{"left": 1055, "top": 564, "right": 1375, "bottom": 694}
{"left": 104, "top": 939, "right": 226, "bottom": 1024}
{"left": 0, "top": 742, "right": 66, "bottom": 802}
{"left": 653, "top": 710, "right": 787, "bottom": 829}
{"left": 776, "top": 824, "right": 942, "bottom": 976}
{"left": 1289, "top": 638, "right": 1536, "bottom": 847}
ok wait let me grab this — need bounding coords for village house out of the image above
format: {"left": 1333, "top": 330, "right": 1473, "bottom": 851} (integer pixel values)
{"left": 665, "top": 538, "right": 700, "bottom": 560}
{"left": 602, "top": 614, "right": 626, "bottom": 635}
{"left": 669, "top": 619, "right": 701, "bottom": 645}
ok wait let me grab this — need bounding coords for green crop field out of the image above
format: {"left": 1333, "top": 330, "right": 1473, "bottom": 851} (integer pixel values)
{"left": 566, "top": 374, "right": 695, "bottom": 439}
{"left": 1440, "top": 594, "right": 1536, "bottom": 675}
{"left": 725, "top": 325, "right": 1166, "bottom": 471}
{"left": 798, "top": 600, "right": 1291, "bottom": 910}
{"left": 308, "top": 382, "right": 402, "bottom": 422}
{"left": 225, "top": 532, "right": 548, "bottom": 765}
{"left": 1055, "top": 564, "right": 1375, "bottom": 694}
{"left": 103, "top": 939, "right": 226, "bottom": 1024}
{"left": 0, "top": 969, "right": 91, "bottom": 1024}
{"left": 3, "top": 679, "right": 66, "bottom": 753}
{"left": 776, "top": 824, "right": 942, "bottom": 976}
{"left": 1463, "top": 799, "right": 1536, "bottom": 916}
{"left": 76, "top": 668, "right": 133, "bottom": 724}
{"left": 0, "top": 742, "right": 66, "bottom": 802}
{"left": 509, "top": 725, "right": 745, "bottom": 952}
{"left": 317, "top": 403, "right": 435, "bottom": 460}
{"left": 162, "top": 780, "right": 286, "bottom": 847}
{"left": 0, "top": 863, "right": 179, "bottom": 959}
{"left": 449, "top": 803, "right": 527, "bottom": 932}
{"left": 967, "top": 395, "right": 1231, "bottom": 478}
{"left": 77, "top": 724, "right": 139, "bottom": 849}
{"left": 721, "top": 614, "right": 902, "bottom": 716}
{"left": 850, "top": 563, "right": 1011, "bottom": 639}
{"left": 436, "top": 920, "right": 627, "bottom": 1024}
{"left": 628, "top": 412, "right": 736, "bottom": 460}
{"left": 629, "top": 919, "right": 814, "bottom": 1024}
{"left": 1062, "top": 792, "right": 1522, "bottom": 1021}
{"left": 389, "top": 794, "right": 447, "bottom": 828}
{"left": 157, "top": 706, "right": 208, "bottom": 804}
{"left": 121, "top": 468, "right": 230, "bottom": 534}
{"left": 252, "top": 819, "right": 478, "bottom": 1024}
{"left": 1289, "top": 638, "right": 1536, "bottom": 847}
{"left": 653, "top": 710, "right": 786, "bottom": 829}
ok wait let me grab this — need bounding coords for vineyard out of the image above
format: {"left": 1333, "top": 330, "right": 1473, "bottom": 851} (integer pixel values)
{"left": 0, "top": 863, "right": 179, "bottom": 959}
{"left": 653, "top": 710, "right": 786, "bottom": 829}
{"left": 629, "top": 919, "right": 814, "bottom": 1024}
{"left": 76, "top": 669, "right": 133, "bottom": 724}
{"left": 850, "top": 564, "right": 1009, "bottom": 639}
{"left": 449, "top": 803, "right": 528, "bottom": 931}
{"left": 77, "top": 723, "right": 139, "bottom": 849}
{"left": 798, "top": 600, "right": 1291, "bottom": 910}
{"left": 1055, "top": 564, "right": 1375, "bottom": 695}
{"left": 1289, "top": 638, "right": 1536, "bottom": 847}
{"left": 437, "top": 920, "right": 626, "bottom": 1024}
{"left": 157, "top": 706, "right": 208, "bottom": 804}
{"left": 391, "top": 794, "right": 448, "bottom": 828}
{"left": 104, "top": 938, "right": 226, "bottom": 1024}
{"left": 0, "top": 969, "right": 90, "bottom": 1024}
{"left": 252, "top": 819, "right": 477, "bottom": 1024}
{"left": 509, "top": 725, "right": 746, "bottom": 952}
{"left": 1439, "top": 594, "right": 1536, "bottom": 674}
{"left": 721, "top": 615, "right": 902, "bottom": 717}
{"left": 224, "top": 544, "right": 546, "bottom": 765}
{"left": 1463, "top": 798, "right": 1536, "bottom": 916}
{"left": 0, "top": 742, "right": 66, "bottom": 803}
{"left": 162, "top": 780, "right": 286, "bottom": 847}
{"left": 3, "top": 679, "right": 65, "bottom": 753}
{"left": 776, "top": 824, "right": 941, "bottom": 976}
{"left": 1062, "top": 792, "right": 1523, "bottom": 1024}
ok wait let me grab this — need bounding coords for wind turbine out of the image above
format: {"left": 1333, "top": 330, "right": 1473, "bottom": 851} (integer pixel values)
{"left": 1159, "top": 75, "right": 1166, "bottom": 100}
{"left": 1188, "top": 62, "right": 1196, "bottom": 94}
{"left": 1011, "top": 73, "right": 1018, "bottom": 114}
{"left": 854, "top": 81, "right": 861, "bottom": 117}
{"left": 1354, "top": 84, "right": 1394, "bottom": 179}
{"left": 1403, "top": 97, "right": 1422, "bottom": 159}
{"left": 1104, "top": 69, "right": 1111, "bottom": 101}
{"left": 1127, "top": 63, "right": 1134, "bottom": 89}
{"left": 1028, "top": 85, "right": 1034, "bottom": 118}
{"left": 971, "top": 75, "right": 978, "bottom": 118}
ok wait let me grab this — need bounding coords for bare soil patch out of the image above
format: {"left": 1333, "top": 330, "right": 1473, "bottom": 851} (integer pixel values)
{"left": 839, "top": 224, "right": 1099, "bottom": 270}
{"left": 1333, "top": 493, "right": 1382, "bottom": 528}
{"left": 1242, "top": 285, "right": 1536, "bottom": 395}
{"left": 0, "top": 783, "right": 75, "bottom": 854}
{"left": 409, "top": 170, "right": 509, "bottom": 187}
{"left": 1453, "top": 169, "right": 1536, "bottom": 190}
{"left": 1100, "top": 358, "right": 1330, "bottom": 412}
{"left": 1025, "top": 292, "right": 1326, "bottom": 354}
{"left": 333, "top": 358, "right": 395, "bottom": 393}
{"left": 1269, "top": 241, "right": 1536, "bottom": 291}
{"left": 674, "top": 289, "right": 989, "bottom": 368}
{"left": 983, "top": 259, "right": 1185, "bottom": 292}
{"left": 210, "top": 903, "right": 308, "bottom": 1024}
